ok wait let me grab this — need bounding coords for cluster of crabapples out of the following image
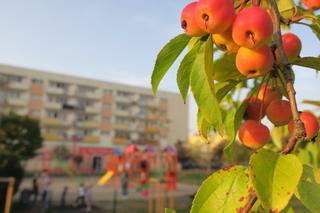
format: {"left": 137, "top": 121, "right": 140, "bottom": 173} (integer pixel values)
{"left": 239, "top": 86, "right": 319, "bottom": 150}
{"left": 180, "top": 0, "right": 320, "bottom": 150}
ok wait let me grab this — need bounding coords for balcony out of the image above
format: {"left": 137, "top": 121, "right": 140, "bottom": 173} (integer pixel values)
{"left": 112, "top": 137, "right": 128, "bottom": 145}
{"left": 83, "top": 135, "right": 100, "bottom": 143}
{"left": 46, "top": 87, "right": 66, "bottom": 95}
{"left": 115, "top": 95, "right": 132, "bottom": 103}
{"left": 42, "top": 133, "right": 62, "bottom": 141}
{"left": 7, "top": 98, "right": 26, "bottom": 107}
{"left": 8, "top": 82, "right": 29, "bottom": 90}
{"left": 147, "top": 114, "right": 158, "bottom": 120}
{"left": 75, "top": 91, "right": 101, "bottom": 100}
{"left": 113, "top": 124, "right": 129, "bottom": 130}
{"left": 42, "top": 118, "right": 69, "bottom": 127}
{"left": 85, "top": 106, "right": 100, "bottom": 114}
{"left": 114, "top": 110, "right": 129, "bottom": 117}
{"left": 80, "top": 121, "right": 100, "bottom": 129}
{"left": 146, "top": 127, "right": 159, "bottom": 133}
{"left": 44, "top": 102, "right": 61, "bottom": 110}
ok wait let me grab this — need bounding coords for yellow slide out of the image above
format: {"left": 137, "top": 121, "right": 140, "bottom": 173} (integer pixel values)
{"left": 97, "top": 171, "right": 114, "bottom": 186}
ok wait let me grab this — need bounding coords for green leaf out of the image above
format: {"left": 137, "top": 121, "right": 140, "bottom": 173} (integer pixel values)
{"left": 197, "top": 110, "right": 209, "bottom": 142}
{"left": 309, "top": 18, "right": 320, "bottom": 41}
{"left": 277, "top": 0, "right": 295, "bottom": 19}
{"left": 271, "top": 126, "right": 289, "bottom": 150}
{"left": 224, "top": 100, "right": 248, "bottom": 158}
{"left": 213, "top": 53, "right": 244, "bottom": 82}
{"left": 280, "top": 206, "right": 295, "bottom": 213}
{"left": 165, "top": 208, "right": 176, "bottom": 213}
{"left": 303, "top": 99, "right": 320, "bottom": 107}
{"left": 293, "top": 56, "right": 320, "bottom": 71}
{"left": 191, "top": 166, "right": 252, "bottom": 213}
{"left": 215, "top": 80, "right": 240, "bottom": 103}
{"left": 295, "top": 165, "right": 320, "bottom": 213}
{"left": 176, "top": 39, "right": 202, "bottom": 102}
{"left": 250, "top": 149, "right": 303, "bottom": 212}
{"left": 151, "top": 33, "right": 191, "bottom": 94}
{"left": 190, "top": 37, "right": 223, "bottom": 133}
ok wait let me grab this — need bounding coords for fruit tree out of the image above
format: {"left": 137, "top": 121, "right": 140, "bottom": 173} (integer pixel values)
{"left": 151, "top": 0, "right": 320, "bottom": 212}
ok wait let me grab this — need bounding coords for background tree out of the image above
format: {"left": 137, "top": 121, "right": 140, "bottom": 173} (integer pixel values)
{"left": 0, "top": 112, "right": 42, "bottom": 209}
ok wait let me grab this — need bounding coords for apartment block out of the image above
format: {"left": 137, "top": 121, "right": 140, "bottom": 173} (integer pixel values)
{"left": 0, "top": 64, "right": 188, "bottom": 172}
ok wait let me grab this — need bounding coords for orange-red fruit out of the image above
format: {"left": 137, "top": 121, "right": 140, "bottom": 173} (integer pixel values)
{"left": 276, "top": 33, "right": 302, "bottom": 61}
{"left": 212, "top": 29, "right": 240, "bottom": 53}
{"left": 257, "top": 85, "right": 281, "bottom": 107}
{"left": 239, "top": 120, "right": 270, "bottom": 150}
{"left": 288, "top": 111, "right": 320, "bottom": 139}
{"left": 232, "top": 6, "right": 273, "bottom": 48}
{"left": 302, "top": 0, "right": 320, "bottom": 10}
{"left": 195, "top": 0, "right": 236, "bottom": 34}
{"left": 244, "top": 97, "right": 265, "bottom": 121}
{"left": 236, "top": 45, "right": 274, "bottom": 78}
{"left": 266, "top": 99, "right": 292, "bottom": 126}
{"left": 181, "top": 2, "right": 207, "bottom": 37}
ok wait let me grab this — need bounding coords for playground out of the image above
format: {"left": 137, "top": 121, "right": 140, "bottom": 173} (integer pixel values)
{"left": 3, "top": 144, "right": 190, "bottom": 213}
{"left": 14, "top": 176, "right": 198, "bottom": 213}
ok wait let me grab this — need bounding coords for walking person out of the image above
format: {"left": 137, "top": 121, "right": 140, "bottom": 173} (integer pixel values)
{"left": 31, "top": 176, "right": 39, "bottom": 203}
{"left": 84, "top": 184, "right": 93, "bottom": 212}
{"left": 39, "top": 170, "right": 51, "bottom": 211}
{"left": 121, "top": 171, "right": 129, "bottom": 199}
{"left": 74, "top": 183, "right": 85, "bottom": 208}
{"left": 60, "top": 186, "right": 68, "bottom": 208}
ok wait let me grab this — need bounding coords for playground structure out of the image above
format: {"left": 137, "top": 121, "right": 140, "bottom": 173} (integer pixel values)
{"left": 0, "top": 177, "right": 15, "bottom": 213}
{"left": 37, "top": 143, "right": 178, "bottom": 212}
{"left": 99, "top": 144, "right": 178, "bottom": 213}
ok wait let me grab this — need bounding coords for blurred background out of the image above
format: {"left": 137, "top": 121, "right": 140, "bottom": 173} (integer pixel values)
{"left": 0, "top": 0, "right": 319, "bottom": 213}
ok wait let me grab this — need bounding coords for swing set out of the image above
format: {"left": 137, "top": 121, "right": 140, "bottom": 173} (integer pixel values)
{"left": 0, "top": 177, "right": 15, "bottom": 213}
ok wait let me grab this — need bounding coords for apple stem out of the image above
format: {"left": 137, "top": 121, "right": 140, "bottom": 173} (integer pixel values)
{"left": 235, "top": 0, "right": 250, "bottom": 11}
{"left": 258, "top": 74, "right": 270, "bottom": 122}
{"left": 241, "top": 0, "right": 307, "bottom": 211}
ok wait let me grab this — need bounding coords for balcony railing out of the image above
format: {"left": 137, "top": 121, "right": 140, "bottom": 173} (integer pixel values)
{"left": 78, "top": 121, "right": 100, "bottom": 129}
{"left": 112, "top": 137, "right": 128, "bottom": 145}
{"left": 85, "top": 106, "right": 100, "bottom": 114}
{"left": 8, "top": 82, "right": 29, "bottom": 90}
{"left": 7, "top": 98, "right": 26, "bottom": 107}
{"left": 83, "top": 135, "right": 100, "bottom": 143}
{"left": 42, "top": 118, "right": 69, "bottom": 127}
{"left": 42, "top": 133, "right": 62, "bottom": 141}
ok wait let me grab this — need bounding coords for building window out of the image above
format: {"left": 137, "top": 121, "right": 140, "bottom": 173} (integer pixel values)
{"left": 78, "top": 85, "right": 96, "bottom": 93}
{"left": 49, "top": 81, "right": 69, "bottom": 90}
{"left": 101, "top": 131, "right": 110, "bottom": 136}
{"left": 30, "top": 110, "right": 41, "bottom": 117}
{"left": 104, "top": 89, "right": 113, "bottom": 94}
{"left": 114, "top": 130, "right": 130, "bottom": 139}
{"left": 32, "top": 78, "right": 43, "bottom": 84}
{"left": 116, "top": 102, "right": 130, "bottom": 111}
{"left": 47, "top": 95, "right": 67, "bottom": 104}
{"left": 31, "top": 95, "right": 42, "bottom": 100}
{"left": 7, "top": 91, "right": 21, "bottom": 98}
{"left": 102, "top": 117, "right": 111, "bottom": 123}
{"left": 117, "top": 90, "right": 132, "bottom": 97}
{"left": 103, "top": 103, "right": 112, "bottom": 109}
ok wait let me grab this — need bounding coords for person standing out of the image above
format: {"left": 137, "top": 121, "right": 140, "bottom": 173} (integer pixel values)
{"left": 121, "top": 171, "right": 129, "bottom": 198}
{"left": 39, "top": 170, "right": 51, "bottom": 210}
{"left": 60, "top": 186, "right": 68, "bottom": 208}
{"left": 74, "top": 183, "right": 85, "bottom": 208}
{"left": 31, "top": 176, "right": 39, "bottom": 203}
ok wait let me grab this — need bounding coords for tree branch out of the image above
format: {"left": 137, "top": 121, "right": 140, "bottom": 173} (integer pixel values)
{"left": 241, "top": 0, "right": 307, "bottom": 212}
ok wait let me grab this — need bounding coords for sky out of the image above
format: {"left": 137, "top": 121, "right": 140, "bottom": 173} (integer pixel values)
{"left": 0, "top": 0, "right": 318, "bottom": 133}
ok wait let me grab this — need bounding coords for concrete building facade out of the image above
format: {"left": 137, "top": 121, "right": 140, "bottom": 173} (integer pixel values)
{"left": 0, "top": 64, "right": 188, "bottom": 173}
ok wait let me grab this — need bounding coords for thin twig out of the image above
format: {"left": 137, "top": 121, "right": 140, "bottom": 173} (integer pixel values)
{"left": 241, "top": 0, "right": 307, "bottom": 211}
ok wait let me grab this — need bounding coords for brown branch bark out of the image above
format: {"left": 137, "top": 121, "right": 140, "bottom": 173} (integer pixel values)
{"left": 241, "top": 0, "right": 307, "bottom": 212}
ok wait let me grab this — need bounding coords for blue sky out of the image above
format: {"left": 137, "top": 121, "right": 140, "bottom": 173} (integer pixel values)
{"left": 0, "top": 0, "right": 318, "bottom": 133}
